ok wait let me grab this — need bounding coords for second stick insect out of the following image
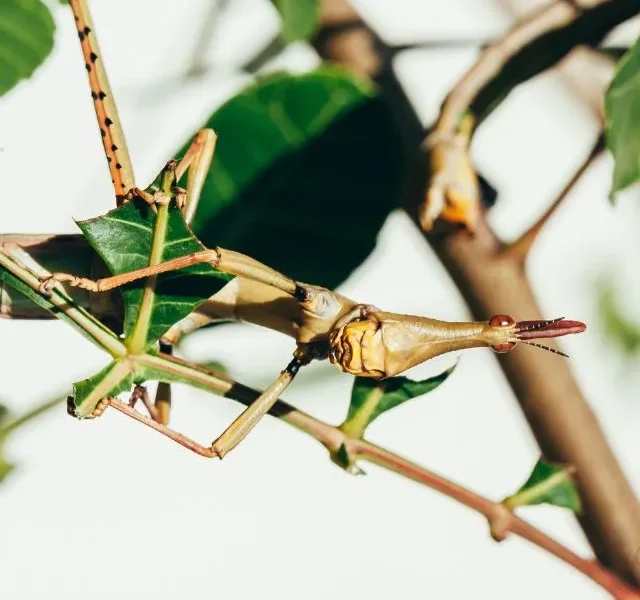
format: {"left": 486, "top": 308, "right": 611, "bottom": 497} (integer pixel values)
{"left": 39, "top": 0, "right": 586, "bottom": 459}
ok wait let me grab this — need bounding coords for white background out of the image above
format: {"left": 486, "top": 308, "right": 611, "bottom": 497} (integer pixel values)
{"left": 1, "top": 1, "right": 639, "bottom": 599}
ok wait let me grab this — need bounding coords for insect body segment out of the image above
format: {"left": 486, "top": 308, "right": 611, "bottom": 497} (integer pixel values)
{"left": 69, "top": 0, "right": 135, "bottom": 200}
{"left": 329, "top": 308, "right": 586, "bottom": 378}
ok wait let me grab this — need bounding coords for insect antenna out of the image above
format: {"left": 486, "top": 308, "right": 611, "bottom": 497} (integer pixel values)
{"left": 522, "top": 341, "right": 569, "bottom": 358}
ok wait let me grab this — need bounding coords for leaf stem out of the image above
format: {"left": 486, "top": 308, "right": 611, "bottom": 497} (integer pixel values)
{"left": 0, "top": 396, "right": 65, "bottom": 437}
{"left": 353, "top": 441, "right": 640, "bottom": 600}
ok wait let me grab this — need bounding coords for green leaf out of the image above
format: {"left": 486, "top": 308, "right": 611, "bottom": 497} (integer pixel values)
{"left": 71, "top": 360, "right": 134, "bottom": 418}
{"left": 189, "top": 67, "right": 405, "bottom": 289}
{"left": 598, "top": 284, "right": 640, "bottom": 356}
{"left": 0, "top": 0, "right": 55, "bottom": 97}
{"left": 340, "top": 366, "right": 455, "bottom": 439}
{"left": 77, "top": 199, "right": 233, "bottom": 349}
{"left": 271, "top": 0, "right": 319, "bottom": 43}
{"left": 605, "top": 36, "right": 640, "bottom": 198}
{"left": 503, "top": 458, "right": 581, "bottom": 513}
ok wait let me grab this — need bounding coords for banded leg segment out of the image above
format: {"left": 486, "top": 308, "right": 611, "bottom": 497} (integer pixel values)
{"left": 69, "top": 0, "right": 135, "bottom": 201}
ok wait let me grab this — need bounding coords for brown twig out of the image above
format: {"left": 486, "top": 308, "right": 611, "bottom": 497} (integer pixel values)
{"left": 354, "top": 441, "right": 640, "bottom": 600}
{"left": 502, "top": 132, "right": 605, "bottom": 262}
{"left": 109, "top": 352, "right": 640, "bottom": 599}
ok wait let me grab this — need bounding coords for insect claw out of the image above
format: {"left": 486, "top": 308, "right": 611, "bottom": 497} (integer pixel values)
{"left": 174, "top": 187, "right": 187, "bottom": 212}
{"left": 37, "top": 277, "right": 56, "bottom": 296}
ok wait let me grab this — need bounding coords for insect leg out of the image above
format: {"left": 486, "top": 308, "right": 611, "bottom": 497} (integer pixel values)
{"left": 68, "top": 0, "right": 135, "bottom": 202}
{"left": 38, "top": 244, "right": 312, "bottom": 303}
{"left": 175, "top": 129, "right": 217, "bottom": 224}
{"left": 211, "top": 350, "right": 311, "bottom": 458}
{"left": 108, "top": 397, "right": 217, "bottom": 458}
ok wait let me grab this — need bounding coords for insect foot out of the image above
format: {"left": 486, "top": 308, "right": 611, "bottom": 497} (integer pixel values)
{"left": 67, "top": 396, "right": 109, "bottom": 419}
{"left": 38, "top": 273, "right": 84, "bottom": 295}
{"left": 174, "top": 187, "right": 187, "bottom": 212}
{"left": 38, "top": 273, "right": 97, "bottom": 294}
{"left": 420, "top": 120, "right": 481, "bottom": 233}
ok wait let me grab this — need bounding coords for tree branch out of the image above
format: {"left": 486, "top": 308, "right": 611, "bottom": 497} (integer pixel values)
{"left": 313, "top": 0, "right": 640, "bottom": 585}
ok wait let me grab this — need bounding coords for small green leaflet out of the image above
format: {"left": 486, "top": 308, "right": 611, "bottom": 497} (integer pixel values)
{"left": 77, "top": 199, "right": 233, "bottom": 349}
{"left": 0, "top": 0, "right": 55, "bottom": 97}
{"left": 598, "top": 283, "right": 640, "bottom": 357}
{"left": 605, "top": 35, "right": 640, "bottom": 198}
{"left": 339, "top": 366, "right": 455, "bottom": 439}
{"left": 503, "top": 458, "right": 581, "bottom": 513}
{"left": 71, "top": 360, "right": 134, "bottom": 418}
{"left": 271, "top": 0, "right": 319, "bottom": 43}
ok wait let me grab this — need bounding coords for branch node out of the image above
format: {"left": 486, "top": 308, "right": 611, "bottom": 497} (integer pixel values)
{"left": 489, "top": 503, "right": 514, "bottom": 543}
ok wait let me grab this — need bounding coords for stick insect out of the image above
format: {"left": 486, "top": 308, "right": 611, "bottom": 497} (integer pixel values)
{"left": 8, "top": 0, "right": 586, "bottom": 459}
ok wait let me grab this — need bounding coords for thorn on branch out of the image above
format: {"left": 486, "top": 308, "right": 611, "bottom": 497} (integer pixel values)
{"left": 501, "top": 134, "right": 604, "bottom": 263}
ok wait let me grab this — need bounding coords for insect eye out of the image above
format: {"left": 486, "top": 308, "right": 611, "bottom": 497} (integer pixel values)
{"left": 492, "top": 342, "right": 516, "bottom": 353}
{"left": 489, "top": 314, "right": 515, "bottom": 328}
